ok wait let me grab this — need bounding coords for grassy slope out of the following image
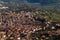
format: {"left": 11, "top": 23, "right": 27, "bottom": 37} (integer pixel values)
{"left": 51, "top": 13, "right": 60, "bottom": 22}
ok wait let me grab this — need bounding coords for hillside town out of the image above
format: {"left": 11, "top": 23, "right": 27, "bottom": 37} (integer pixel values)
{"left": 0, "top": 9, "right": 60, "bottom": 40}
{"left": 0, "top": 0, "right": 60, "bottom": 40}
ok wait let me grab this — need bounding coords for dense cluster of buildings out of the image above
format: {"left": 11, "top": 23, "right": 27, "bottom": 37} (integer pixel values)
{"left": 0, "top": 9, "right": 60, "bottom": 40}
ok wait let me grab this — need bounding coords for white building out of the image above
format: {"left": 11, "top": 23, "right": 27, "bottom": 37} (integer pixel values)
{"left": 0, "top": 2, "right": 8, "bottom": 9}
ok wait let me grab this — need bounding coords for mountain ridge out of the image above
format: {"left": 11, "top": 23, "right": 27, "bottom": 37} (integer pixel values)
{"left": 0, "top": 0, "right": 60, "bottom": 11}
{"left": 0, "top": 0, "right": 59, "bottom": 5}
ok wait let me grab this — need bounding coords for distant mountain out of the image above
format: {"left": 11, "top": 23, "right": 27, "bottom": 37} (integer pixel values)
{"left": 28, "top": 0, "right": 57, "bottom": 5}
{"left": 0, "top": 0, "right": 59, "bottom": 5}
{"left": 0, "top": 0, "right": 60, "bottom": 11}
{"left": 0, "top": 0, "right": 10, "bottom": 2}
